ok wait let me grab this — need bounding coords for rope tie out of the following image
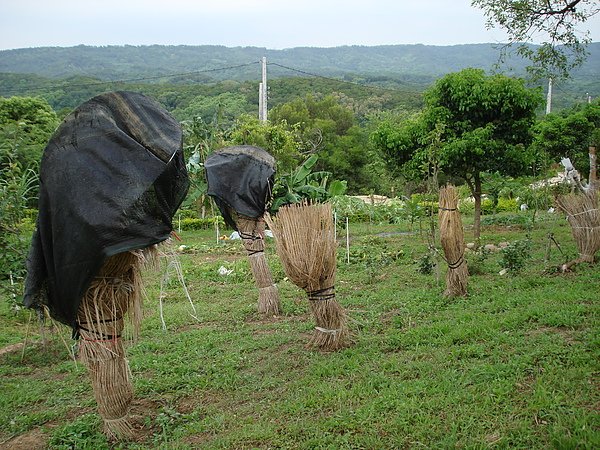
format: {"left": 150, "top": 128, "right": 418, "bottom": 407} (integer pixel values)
{"left": 439, "top": 207, "right": 457, "bottom": 212}
{"left": 76, "top": 320, "right": 122, "bottom": 341}
{"left": 567, "top": 208, "right": 598, "bottom": 218}
{"left": 447, "top": 255, "right": 465, "bottom": 270}
{"left": 308, "top": 286, "right": 335, "bottom": 301}
{"left": 247, "top": 249, "right": 265, "bottom": 256}
{"left": 239, "top": 231, "right": 263, "bottom": 241}
{"left": 315, "top": 326, "right": 341, "bottom": 335}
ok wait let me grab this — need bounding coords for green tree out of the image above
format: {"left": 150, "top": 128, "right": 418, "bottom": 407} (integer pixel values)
{"left": 0, "top": 96, "right": 58, "bottom": 170}
{"left": 228, "top": 114, "right": 303, "bottom": 174}
{"left": 532, "top": 99, "right": 600, "bottom": 174}
{"left": 472, "top": 0, "right": 600, "bottom": 79}
{"left": 271, "top": 94, "right": 385, "bottom": 194}
{"left": 372, "top": 68, "right": 542, "bottom": 239}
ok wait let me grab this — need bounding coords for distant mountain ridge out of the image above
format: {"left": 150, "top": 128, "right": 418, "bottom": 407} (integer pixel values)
{"left": 1, "top": 43, "right": 599, "bottom": 82}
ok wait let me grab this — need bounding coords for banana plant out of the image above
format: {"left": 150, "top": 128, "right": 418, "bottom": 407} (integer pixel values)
{"left": 270, "top": 154, "right": 347, "bottom": 212}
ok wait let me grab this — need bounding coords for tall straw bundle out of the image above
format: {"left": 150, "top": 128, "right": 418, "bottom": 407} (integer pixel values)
{"left": 76, "top": 249, "right": 152, "bottom": 438}
{"left": 233, "top": 211, "right": 281, "bottom": 315}
{"left": 265, "top": 202, "right": 349, "bottom": 351}
{"left": 555, "top": 191, "right": 600, "bottom": 264}
{"left": 439, "top": 185, "right": 469, "bottom": 297}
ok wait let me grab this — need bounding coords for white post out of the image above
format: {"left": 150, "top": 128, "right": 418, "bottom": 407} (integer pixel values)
{"left": 261, "top": 56, "right": 268, "bottom": 123}
{"left": 346, "top": 217, "right": 350, "bottom": 264}
{"left": 546, "top": 78, "right": 553, "bottom": 115}
{"left": 258, "top": 82, "right": 264, "bottom": 121}
{"left": 334, "top": 211, "right": 337, "bottom": 242}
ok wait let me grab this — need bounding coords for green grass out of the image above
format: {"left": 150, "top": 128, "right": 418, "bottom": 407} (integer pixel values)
{"left": 1, "top": 212, "right": 598, "bottom": 449}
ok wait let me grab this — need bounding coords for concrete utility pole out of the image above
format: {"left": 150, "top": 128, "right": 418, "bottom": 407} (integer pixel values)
{"left": 259, "top": 57, "right": 268, "bottom": 123}
{"left": 545, "top": 78, "right": 553, "bottom": 114}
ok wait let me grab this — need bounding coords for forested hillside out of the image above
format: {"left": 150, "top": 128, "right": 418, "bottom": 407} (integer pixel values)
{"left": 1, "top": 43, "right": 600, "bottom": 81}
{"left": 1, "top": 43, "right": 598, "bottom": 114}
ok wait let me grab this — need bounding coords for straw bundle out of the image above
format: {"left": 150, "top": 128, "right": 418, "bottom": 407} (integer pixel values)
{"left": 439, "top": 185, "right": 469, "bottom": 297}
{"left": 232, "top": 211, "right": 281, "bottom": 315}
{"left": 76, "top": 249, "right": 151, "bottom": 438}
{"left": 555, "top": 191, "right": 600, "bottom": 264}
{"left": 265, "top": 202, "right": 349, "bottom": 351}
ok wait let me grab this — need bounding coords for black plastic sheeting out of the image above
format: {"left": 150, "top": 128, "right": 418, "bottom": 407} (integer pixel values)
{"left": 23, "top": 91, "right": 189, "bottom": 329}
{"left": 205, "top": 145, "right": 275, "bottom": 229}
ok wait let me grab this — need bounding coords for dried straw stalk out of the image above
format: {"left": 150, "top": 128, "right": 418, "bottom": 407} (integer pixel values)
{"left": 265, "top": 202, "right": 349, "bottom": 351}
{"left": 439, "top": 185, "right": 469, "bottom": 297}
{"left": 555, "top": 191, "right": 600, "bottom": 265}
{"left": 234, "top": 212, "right": 281, "bottom": 315}
{"left": 77, "top": 248, "right": 155, "bottom": 438}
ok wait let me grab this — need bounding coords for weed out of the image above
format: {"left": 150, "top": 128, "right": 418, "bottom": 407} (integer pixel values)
{"left": 500, "top": 237, "right": 533, "bottom": 274}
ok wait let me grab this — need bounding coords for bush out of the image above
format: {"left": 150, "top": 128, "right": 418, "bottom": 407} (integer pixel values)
{"left": 500, "top": 238, "right": 533, "bottom": 274}
{"left": 179, "top": 216, "right": 225, "bottom": 231}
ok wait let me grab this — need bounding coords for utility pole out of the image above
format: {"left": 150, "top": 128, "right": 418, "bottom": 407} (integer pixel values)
{"left": 259, "top": 57, "right": 268, "bottom": 123}
{"left": 545, "top": 77, "right": 553, "bottom": 115}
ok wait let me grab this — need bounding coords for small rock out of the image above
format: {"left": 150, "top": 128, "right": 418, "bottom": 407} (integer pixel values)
{"left": 466, "top": 242, "right": 476, "bottom": 250}
{"left": 498, "top": 241, "right": 509, "bottom": 249}
{"left": 484, "top": 244, "right": 498, "bottom": 252}
{"left": 499, "top": 268, "right": 508, "bottom": 276}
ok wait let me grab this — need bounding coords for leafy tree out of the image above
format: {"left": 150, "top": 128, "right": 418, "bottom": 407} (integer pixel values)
{"left": 271, "top": 94, "right": 387, "bottom": 194}
{"left": 372, "top": 68, "right": 543, "bottom": 239}
{"left": 228, "top": 114, "right": 303, "bottom": 174}
{"left": 472, "top": 0, "right": 600, "bottom": 79}
{"left": 171, "top": 92, "right": 249, "bottom": 125}
{"left": 532, "top": 99, "right": 600, "bottom": 174}
{"left": 0, "top": 96, "right": 58, "bottom": 170}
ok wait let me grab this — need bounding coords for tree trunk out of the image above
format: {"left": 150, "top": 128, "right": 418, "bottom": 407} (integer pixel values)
{"left": 467, "top": 173, "right": 482, "bottom": 242}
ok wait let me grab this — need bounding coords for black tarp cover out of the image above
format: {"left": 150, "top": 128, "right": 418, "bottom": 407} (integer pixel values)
{"left": 205, "top": 145, "right": 275, "bottom": 229}
{"left": 23, "top": 91, "right": 189, "bottom": 329}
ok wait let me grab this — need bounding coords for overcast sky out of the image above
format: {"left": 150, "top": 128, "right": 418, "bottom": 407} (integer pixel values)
{"left": 1, "top": 0, "right": 599, "bottom": 51}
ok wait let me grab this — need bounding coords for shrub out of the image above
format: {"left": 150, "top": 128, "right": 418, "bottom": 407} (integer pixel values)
{"left": 500, "top": 238, "right": 533, "bottom": 274}
{"left": 179, "top": 216, "right": 225, "bottom": 231}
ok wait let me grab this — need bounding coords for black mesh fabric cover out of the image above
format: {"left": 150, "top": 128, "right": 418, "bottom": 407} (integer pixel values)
{"left": 23, "top": 91, "right": 189, "bottom": 329}
{"left": 205, "top": 145, "right": 275, "bottom": 229}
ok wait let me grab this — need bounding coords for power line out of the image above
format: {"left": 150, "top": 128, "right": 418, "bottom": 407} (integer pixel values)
{"left": 267, "top": 62, "right": 424, "bottom": 95}
{"left": 0, "top": 61, "right": 260, "bottom": 95}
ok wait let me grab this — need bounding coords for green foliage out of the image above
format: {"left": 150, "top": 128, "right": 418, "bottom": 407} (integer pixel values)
{"left": 48, "top": 414, "right": 108, "bottom": 449}
{"left": 178, "top": 216, "right": 224, "bottom": 231}
{"left": 472, "top": 0, "right": 599, "bottom": 80}
{"left": 229, "top": 115, "right": 303, "bottom": 174}
{"left": 346, "top": 236, "right": 405, "bottom": 283}
{"left": 500, "top": 238, "right": 533, "bottom": 273}
{"left": 271, "top": 94, "right": 387, "bottom": 194}
{"left": 270, "top": 155, "right": 347, "bottom": 212}
{"left": 371, "top": 68, "right": 543, "bottom": 239}
{"left": 0, "top": 161, "right": 37, "bottom": 306}
{"left": 532, "top": 99, "right": 600, "bottom": 174}
{"left": 415, "top": 252, "right": 435, "bottom": 275}
{"left": 0, "top": 96, "right": 58, "bottom": 171}
{"left": 172, "top": 92, "right": 249, "bottom": 126}
{"left": 480, "top": 213, "right": 533, "bottom": 228}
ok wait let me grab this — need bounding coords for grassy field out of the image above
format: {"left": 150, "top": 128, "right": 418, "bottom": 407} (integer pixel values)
{"left": 1, "top": 212, "right": 598, "bottom": 449}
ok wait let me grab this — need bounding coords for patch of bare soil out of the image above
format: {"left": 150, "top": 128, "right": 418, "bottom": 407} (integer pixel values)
{"left": 0, "top": 428, "right": 47, "bottom": 450}
{"left": 0, "top": 342, "right": 25, "bottom": 357}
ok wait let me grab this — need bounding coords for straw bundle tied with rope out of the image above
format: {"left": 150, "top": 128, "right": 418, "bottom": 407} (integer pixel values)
{"left": 555, "top": 191, "right": 600, "bottom": 265}
{"left": 439, "top": 185, "right": 469, "bottom": 297}
{"left": 233, "top": 211, "right": 281, "bottom": 315}
{"left": 265, "top": 202, "right": 349, "bottom": 351}
{"left": 76, "top": 248, "right": 156, "bottom": 438}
